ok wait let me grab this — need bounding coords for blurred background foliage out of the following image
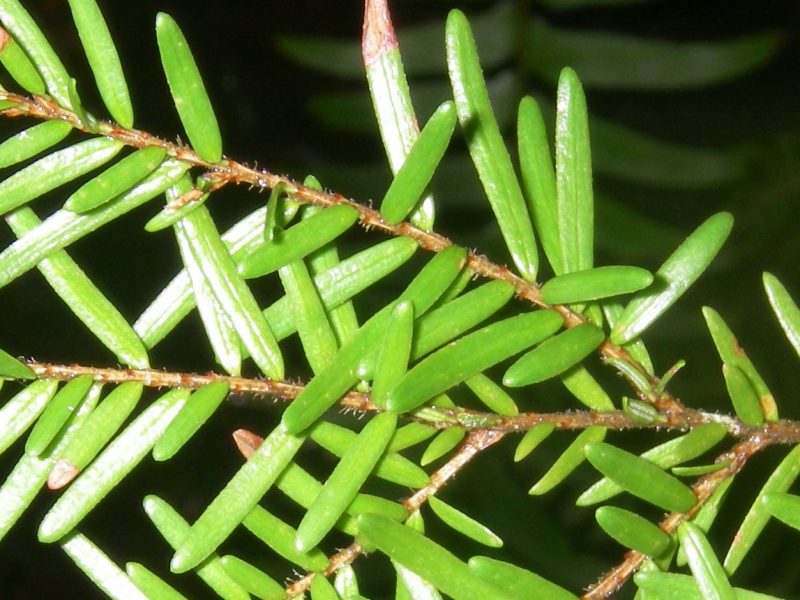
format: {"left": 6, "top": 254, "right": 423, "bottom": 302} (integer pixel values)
{"left": 0, "top": 0, "right": 798, "bottom": 597}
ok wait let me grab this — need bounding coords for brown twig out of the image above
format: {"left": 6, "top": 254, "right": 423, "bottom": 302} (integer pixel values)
{"left": 402, "top": 429, "right": 506, "bottom": 512}
{"left": 25, "top": 360, "right": 375, "bottom": 411}
{"left": 20, "top": 361, "right": 800, "bottom": 445}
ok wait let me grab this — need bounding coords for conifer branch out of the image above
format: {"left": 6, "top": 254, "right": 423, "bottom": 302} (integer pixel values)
{"left": 0, "top": 90, "right": 671, "bottom": 414}
{"left": 0, "top": 3, "right": 793, "bottom": 596}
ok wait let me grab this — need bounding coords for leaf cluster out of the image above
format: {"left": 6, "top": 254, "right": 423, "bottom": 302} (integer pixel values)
{"left": 0, "top": 1, "right": 798, "bottom": 599}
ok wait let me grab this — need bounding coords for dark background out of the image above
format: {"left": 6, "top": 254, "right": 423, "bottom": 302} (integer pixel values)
{"left": 1, "top": 0, "right": 799, "bottom": 598}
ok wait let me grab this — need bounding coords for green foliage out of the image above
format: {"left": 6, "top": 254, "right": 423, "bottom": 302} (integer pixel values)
{"left": 0, "top": 1, "right": 797, "bottom": 598}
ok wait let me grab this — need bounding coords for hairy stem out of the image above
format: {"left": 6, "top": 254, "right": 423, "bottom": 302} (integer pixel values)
{"left": 21, "top": 361, "right": 800, "bottom": 444}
